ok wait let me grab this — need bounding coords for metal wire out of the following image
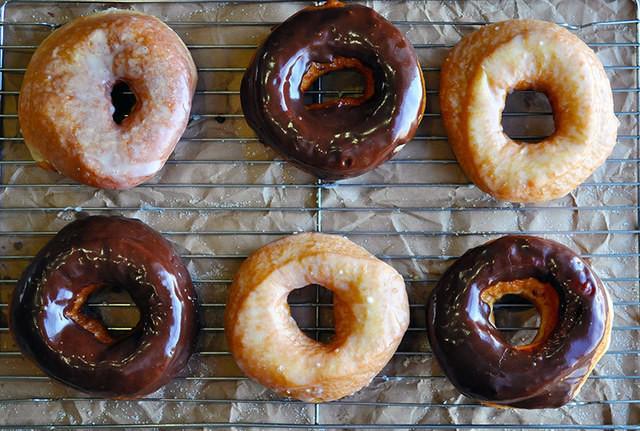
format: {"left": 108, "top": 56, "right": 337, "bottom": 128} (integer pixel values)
{"left": 0, "top": 0, "right": 639, "bottom": 429}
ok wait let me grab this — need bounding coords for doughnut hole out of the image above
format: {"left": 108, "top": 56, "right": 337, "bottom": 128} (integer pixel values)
{"left": 493, "top": 294, "right": 540, "bottom": 346}
{"left": 481, "top": 278, "right": 559, "bottom": 349}
{"left": 301, "top": 57, "right": 373, "bottom": 109}
{"left": 287, "top": 284, "right": 336, "bottom": 344}
{"left": 79, "top": 284, "right": 142, "bottom": 342}
{"left": 111, "top": 80, "right": 137, "bottom": 125}
{"left": 303, "top": 69, "right": 365, "bottom": 106}
{"left": 502, "top": 89, "right": 555, "bottom": 143}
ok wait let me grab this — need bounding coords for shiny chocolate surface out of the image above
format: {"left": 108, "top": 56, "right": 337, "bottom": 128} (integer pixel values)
{"left": 241, "top": 2, "right": 425, "bottom": 180}
{"left": 426, "top": 235, "right": 611, "bottom": 408}
{"left": 10, "top": 216, "right": 199, "bottom": 398}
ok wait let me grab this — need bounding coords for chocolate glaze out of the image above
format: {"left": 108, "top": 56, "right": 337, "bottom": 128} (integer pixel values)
{"left": 426, "top": 236, "right": 611, "bottom": 409}
{"left": 10, "top": 216, "right": 199, "bottom": 399}
{"left": 241, "top": 1, "right": 425, "bottom": 180}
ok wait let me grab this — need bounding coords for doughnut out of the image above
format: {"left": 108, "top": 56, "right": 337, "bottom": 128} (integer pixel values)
{"left": 19, "top": 10, "right": 197, "bottom": 189}
{"left": 241, "top": 0, "right": 425, "bottom": 180}
{"left": 440, "top": 20, "right": 618, "bottom": 202}
{"left": 10, "top": 216, "right": 199, "bottom": 398}
{"left": 225, "top": 233, "right": 410, "bottom": 402}
{"left": 426, "top": 235, "right": 613, "bottom": 408}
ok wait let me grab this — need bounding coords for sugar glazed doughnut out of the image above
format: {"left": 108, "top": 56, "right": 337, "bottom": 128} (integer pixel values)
{"left": 241, "top": 1, "right": 425, "bottom": 180}
{"left": 440, "top": 20, "right": 618, "bottom": 202}
{"left": 10, "top": 216, "right": 199, "bottom": 398}
{"left": 225, "top": 233, "right": 410, "bottom": 402}
{"left": 19, "top": 10, "right": 197, "bottom": 189}
{"left": 426, "top": 236, "right": 613, "bottom": 408}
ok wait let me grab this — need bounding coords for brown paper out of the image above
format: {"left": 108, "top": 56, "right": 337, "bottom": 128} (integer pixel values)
{"left": 0, "top": 0, "right": 639, "bottom": 428}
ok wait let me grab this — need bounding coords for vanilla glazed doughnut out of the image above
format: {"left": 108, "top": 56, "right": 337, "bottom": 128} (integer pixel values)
{"left": 427, "top": 236, "right": 613, "bottom": 408}
{"left": 440, "top": 20, "right": 618, "bottom": 202}
{"left": 19, "top": 10, "right": 197, "bottom": 189}
{"left": 224, "top": 233, "right": 410, "bottom": 402}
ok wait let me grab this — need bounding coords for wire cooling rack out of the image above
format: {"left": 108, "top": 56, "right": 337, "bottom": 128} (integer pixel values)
{"left": 0, "top": 0, "right": 639, "bottom": 429}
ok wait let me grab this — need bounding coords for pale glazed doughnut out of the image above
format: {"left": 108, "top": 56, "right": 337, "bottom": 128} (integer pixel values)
{"left": 19, "top": 10, "right": 197, "bottom": 189}
{"left": 224, "top": 233, "right": 410, "bottom": 402}
{"left": 440, "top": 20, "right": 618, "bottom": 203}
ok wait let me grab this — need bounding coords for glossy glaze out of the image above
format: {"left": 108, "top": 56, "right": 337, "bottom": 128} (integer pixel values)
{"left": 241, "top": 1, "right": 425, "bottom": 180}
{"left": 225, "top": 233, "right": 409, "bottom": 402}
{"left": 19, "top": 10, "right": 197, "bottom": 189}
{"left": 440, "top": 20, "right": 617, "bottom": 202}
{"left": 10, "top": 216, "right": 199, "bottom": 398}
{"left": 426, "top": 235, "right": 612, "bottom": 408}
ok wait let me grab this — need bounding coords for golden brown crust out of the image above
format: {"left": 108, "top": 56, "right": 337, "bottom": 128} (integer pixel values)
{"left": 481, "top": 278, "right": 560, "bottom": 352}
{"left": 440, "top": 20, "right": 618, "bottom": 203}
{"left": 224, "top": 233, "right": 410, "bottom": 402}
{"left": 63, "top": 283, "right": 114, "bottom": 345}
{"left": 19, "top": 10, "right": 197, "bottom": 189}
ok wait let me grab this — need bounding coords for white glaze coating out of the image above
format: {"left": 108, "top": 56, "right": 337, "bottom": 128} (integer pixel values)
{"left": 225, "top": 233, "right": 410, "bottom": 403}
{"left": 440, "top": 20, "right": 618, "bottom": 203}
{"left": 19, "top": 10, "right": 197, "bottom": 189}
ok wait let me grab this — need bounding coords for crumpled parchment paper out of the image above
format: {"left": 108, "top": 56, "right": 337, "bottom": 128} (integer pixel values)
{"left": 0, "top": 0, "right": 639, "bottom": 429}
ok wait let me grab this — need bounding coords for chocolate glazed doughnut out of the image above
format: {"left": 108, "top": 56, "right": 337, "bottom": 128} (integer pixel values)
{"left": 241, "top": 1, "right": 425, "bottom": 180}
{"left": 10, "top": 216, "right": 199, "bottom": 398}
{"left": 426, "top": 236, "right": 613, "bottom": 409}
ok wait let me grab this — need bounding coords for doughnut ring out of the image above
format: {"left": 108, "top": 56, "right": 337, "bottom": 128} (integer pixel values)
{"left": 225, "top": 233, "right": 410, "bottom": 402}
{"left": 241, "top": 1, "right": 425, "bottom": 180}
{"left": 19, "top": 10, "right": 197, "bottom": 189}
{"left": 440, "top": 20, "right": 618, "bottom": 202}
{"left": 10, "top": 216, "right": 199, "bottom": 398}
{"left": 426, "top": 235, "right": 613, "bottom": 408}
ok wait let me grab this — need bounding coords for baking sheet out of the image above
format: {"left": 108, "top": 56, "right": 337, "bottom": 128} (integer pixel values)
{"left": 0, "top": 0, "right": 639, "bottom": 428}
